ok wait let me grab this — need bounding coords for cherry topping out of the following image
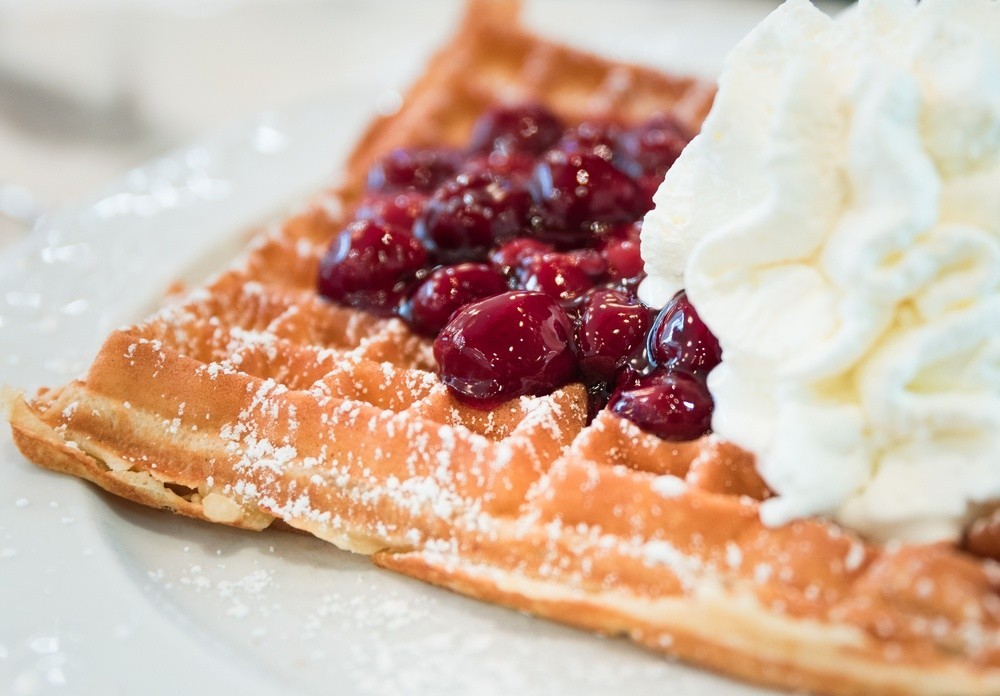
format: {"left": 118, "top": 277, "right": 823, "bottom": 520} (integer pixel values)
{"left": 529, "top": 150, "right": 641, "bottom": 236}
{"left": 469, "top": 103, "right": 564, "bottom": 155}
{"left": 574, "top": 289, "right": 653, "bottom": 382}
{"left": 434, "top": 291, "right": 577, "bottom": 409}
{"left": 609, "top": 220, "right": 642, "bottom": 242}
{"left": 414, "top": 171, "right": 531, "bottom": 263}
{"left": 516, "top": 250, "right": 605, "bottom": 305}
{"left": 609, "top": 368, "right": 713, "bottom": 441}
{"left": 400, "top": 263, "right": 508, "bottom": 338}
{"left": 615, "top": 115, "right": 689, "bottom": 181}
{"left": 556, "top": 121, "right": 621, "bottom": 161}
{"left": 355, "top": 190, "right": 428, "bottom": 233}
{"left": 461, "top": 151, "right": 538, "bottom": 183}
{"left": 367, "top": 147, "right": 462, "bottom": 193}
{"left": 490, "top": 237, "right": 555, "bottom": 276}
{"left": 601, "top": 236, "right": 644, "bottom": 286}
{"left": 318, "top": 104, "right": 716, "bottom": 439}
{"left": 647, "top": 291, "right": 722, "bottom": 376}
{"left": 317, "top": 220, "right": 428, "bottom": 316}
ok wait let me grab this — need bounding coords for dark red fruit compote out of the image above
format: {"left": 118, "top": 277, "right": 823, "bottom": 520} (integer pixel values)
{"left": 317, "top": 101, "right": 715, "bottom": 441}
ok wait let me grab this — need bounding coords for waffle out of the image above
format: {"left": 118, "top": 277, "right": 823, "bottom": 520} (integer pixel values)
{"left": 8, "top": 2, "right": 1000, "bottom": 694}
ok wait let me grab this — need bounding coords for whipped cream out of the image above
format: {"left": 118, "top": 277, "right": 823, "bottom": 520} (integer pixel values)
{"left": 639, "top": 0, "right": 1000, "bottom": 543}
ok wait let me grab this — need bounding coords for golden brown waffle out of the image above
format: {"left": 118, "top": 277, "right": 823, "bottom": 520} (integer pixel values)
{"left": 8, "top": 2, "right": 1000, "bottom": 694}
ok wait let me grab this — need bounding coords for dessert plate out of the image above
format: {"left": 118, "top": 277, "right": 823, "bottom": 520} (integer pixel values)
{"left": 0, "top": 2, "right": 801, "bottom": 693}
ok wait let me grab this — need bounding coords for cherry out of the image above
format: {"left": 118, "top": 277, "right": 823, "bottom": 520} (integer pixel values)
{"left": 556, "top": 121, "right": 621, "bottom": 161}
{"left": 461, "top": 151, "right": 538, "bottom": 183}
{"left": 529, "top": 150, "right": 641, "bottom": 237}
{"left": 400, "top": 263, "right": 508, "bottom": 337}
{"left": 516, "top": 250, "right": 605, "bottom": 305}
{"left": 434, "top": 291, "right": 577, "bottom": 409}
{"left": 609, "top": 368, "right": 713, "bottom": 441}
{"left": 615, "top": 115, "right": 689, "bottom": 181}
{"left": 367, "top": 147, "right": 462, "bottom": 193}
{"left": 490, "top": 237, "right": 555, "bottom": 276}
{"left": 468, "top": 103, "right": 564, "bottom": 155}
{"left": 524, "top": 204, "right": 593, "bottom": 249}
{"left": 414, "top": 171, "right": 531, "bottom": 263}
{"left": 601, "top": 236, "right": 644, "bottom": 285}
{"left": 647, "top": 291, "right": 722, "bottom": 376}
{"left": 318, "top": 220, "right": 428, "bottom": 316}
{"left": 355, "top": 190, "right": 428, "bottom": 233}
{"left": 574, "top": 289, "right": 653, "bottom": 382}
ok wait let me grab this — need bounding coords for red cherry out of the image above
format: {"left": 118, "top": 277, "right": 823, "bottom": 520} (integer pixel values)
{"left": 469, "top": 103, "right": 564, "bottom": 155}
{"left": 609, "top": 368, "right": 713, "bottom": 441}
{"left": 647, "top": 291, "right": 722, "bottom": 377}
{"left": 516, "top": 250, "right": 606, "bottom": 305}
{"left": 529, "top": 150, "right": 641, "bottom": 237}
{"left": 414, "top": 171, "right": 531, "bottom": 263}
{"left": 555, "top": 121, "right": 621, "bottom": 161}
{"left": 461, "top": 151, "right": 538, "bottom": 183}
{"left": 490, "top": 237, "right": 555, "bottom": 276}
{"left": 367, "top": 147, "right": 462, "bottom": 193}
{"left": 355, "top": 190, "right": 428, "bottom": 233}
{"left": 318, "top": 220, "right": 427, "bottom": 316}
{"left": 615, "top": 115, "right": 689, "bottom": 176}
{"left": 434, "top": 291, "right": 577, "bottom": 409}
{"left": 574, "top": 289, "right": 653, "bottom": 382}
{"left": 400, "top": 263, "right": 509, "bottom": 337}
{"left": 601, "top": 237, "right": 644, "bottom": 285}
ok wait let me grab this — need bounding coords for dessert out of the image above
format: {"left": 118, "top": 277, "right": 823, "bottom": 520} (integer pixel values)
{"left": 7, "top": 1, "right": 1000, "bottom": 695}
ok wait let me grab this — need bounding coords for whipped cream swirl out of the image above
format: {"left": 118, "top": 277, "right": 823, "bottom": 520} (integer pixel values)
{"left": 640, "top": 0, "right": 1000, "bottom": 543}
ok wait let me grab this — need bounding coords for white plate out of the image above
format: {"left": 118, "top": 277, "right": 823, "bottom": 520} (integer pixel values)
{"left": 0, "top": 2, "right": 815, "bottom": 694}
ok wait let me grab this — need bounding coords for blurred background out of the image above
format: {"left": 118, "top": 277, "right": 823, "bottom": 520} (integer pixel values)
{"left": 0, "top": 0, "right": 837, "bottom": 253}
